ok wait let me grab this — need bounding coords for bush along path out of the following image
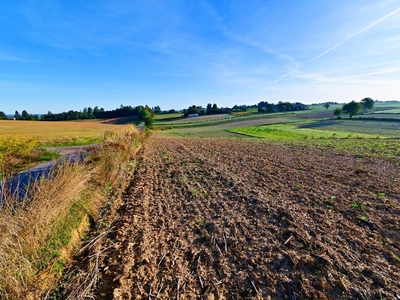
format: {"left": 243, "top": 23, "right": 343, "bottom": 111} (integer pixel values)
{"left": 60, "top": 137, "right": 399, "bottom": 299}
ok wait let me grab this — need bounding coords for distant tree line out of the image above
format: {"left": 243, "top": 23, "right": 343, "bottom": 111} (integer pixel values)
{"left": 232, "top": 104, "right": 257, "bottom": 112}
{"left": 3, "top": 100, "right": 310, "bottom": 122}
{"left": 182, "top": 101, "right": 307, "bottom": 117}
{"left": 40, "top": 105, "right": 131, "bottom": 121}
{"left": 14, "top": 110, "right": 40, "bottom": 120}
{"left": 9, "top": 105, "right": 155, "bottom": 127}
{"left": 182, "top": 103, "right": 232, "bottom": 117}
{"left": 39, "top": 105, "right": 154, "bottom": 121}
{"left": 334, "top": 97, "right": 375, "bottom": 119}
{"left": 258, "top": 101, "right": 308, "bottom": 113}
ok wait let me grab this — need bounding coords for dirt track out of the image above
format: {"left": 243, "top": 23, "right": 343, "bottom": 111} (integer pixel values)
{"left": 96, "top": 137, "right": 400, "bottom": 299}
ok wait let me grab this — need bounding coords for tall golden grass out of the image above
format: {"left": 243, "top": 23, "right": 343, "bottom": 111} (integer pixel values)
{"left": 0, "top": 124, "right": 146, "bottom": 299}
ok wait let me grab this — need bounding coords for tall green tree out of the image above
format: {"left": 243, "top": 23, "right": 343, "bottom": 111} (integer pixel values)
{"left": 145, "top": 105, "right": 154, "bottom": 118}
{"left": 361, "top": 97, "right": 374, "bottom": 112}
{"left": 14, "top": 110, "right": 21, "bottom": 120}
{"left": 152, "top": 106, "right": 161, "bottom": 114}
{"left": 143, "top": 109, "right": 154, "bottom": 128}
{"left": 323, "top": 103, "right": 330, "bottom": 110}
{"left": 21, "top": 110, "right": 30, "bottom": 120}
{"left": 206, "top": 103, "right": 212, "bottom": 114}
{"left": 0, "top": 111, "right": 8, "bottom": 120}
{"left": 342, "top": 101, "right": 362, "bottom": 118}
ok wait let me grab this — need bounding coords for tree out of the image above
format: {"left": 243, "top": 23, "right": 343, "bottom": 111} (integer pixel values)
{"left": 206, "top": 103, "right": 212, "bottom": 113}
{"left": 0, "top": 111, "right": 8, "bottom": 120}
{"left": 187, "top": 105, "right": 199, "bottom": 115}
{"left": 143, "top": 109, "right": 154, "bottom": 128}
{"left": 145, "top": 105, "right": 154, "bottom": 119}
{"left": 342, "top": 101, "right": 362, "bottom": 118}
{"left": 323, "top": 103, "right": 330, "bottom": 110}
{"left": 333, "top": 108, "right": 342, "bottom": 118}
{"left": 21, "top": 110, "right": 30, "bottom": 120}
{"left": 278, "top": 101, "right": 292, "bottom": 112}
{"left": 258, "top": 101, "right": 268, "bottom": 113}
{"left": 136, "top": 105, "right": 146, "bottom": 119}
{"left": 232, "top": 105, "right": 247, "bottom": 112}
{"left": 87, "top": 107, "right": 94, "bottom": 118}
{"left": 14, "top": 110, "right": 21, "bottom": 120}
{"left": 152, "top": 106, "right": 161, "bottom": 114}
{"left": 361, "top": 97, "right": 374, "bottom": 112}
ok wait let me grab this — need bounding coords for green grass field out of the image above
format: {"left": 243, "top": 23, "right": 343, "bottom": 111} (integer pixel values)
{"left": 226, "top": 118, "right": 400, "bottom": 159}
{"left": 229, "top": 122, "right": 381, "bottom": 139}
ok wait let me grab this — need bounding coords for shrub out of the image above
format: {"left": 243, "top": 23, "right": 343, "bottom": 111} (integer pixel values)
{"left": 0, "top": 134, "right": 39, "bottom": 176}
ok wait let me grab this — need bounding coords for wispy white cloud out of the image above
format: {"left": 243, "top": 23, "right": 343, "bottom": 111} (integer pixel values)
{"left": 267, "top": 5, "right": 400, "bottom": 87}
{"left": 302, "top": 6, "right": 400, "bottom": 66}
{"left": 198, "top": 1, "right": 299, "bottom": 69}
{"left": 324, "top": 60, "right": 400, "bottom": 75}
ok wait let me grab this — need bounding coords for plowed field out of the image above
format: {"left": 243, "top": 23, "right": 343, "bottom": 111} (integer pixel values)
{"left": 95, "top": 137, "right": 400, "bottom": 299}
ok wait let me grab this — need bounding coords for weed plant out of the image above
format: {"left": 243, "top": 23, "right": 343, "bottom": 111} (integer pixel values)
{"left": 0, "top": 124, "right": 145, "bottom": 299}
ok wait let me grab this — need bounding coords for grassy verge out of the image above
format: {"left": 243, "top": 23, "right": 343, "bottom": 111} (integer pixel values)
{"left": 0, "top": 125, "right": 146, "bottom": 299}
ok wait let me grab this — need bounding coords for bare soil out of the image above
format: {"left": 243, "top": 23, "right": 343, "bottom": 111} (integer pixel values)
{"left": 91, "top": 137, "right": 399, "bottom": 299}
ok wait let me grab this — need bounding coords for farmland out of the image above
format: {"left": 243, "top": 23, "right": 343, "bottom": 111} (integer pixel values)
{"left": 1, "top": 106, "right": 400, "bottom": 299}
{"left": 88, "top": 137, "right": 399, "bottom": 299}
{"left": 0, "top": 119, "right": 126, "bottom": 146}
{"left": 77, "top": 109, "right": 399, "bottom": 299}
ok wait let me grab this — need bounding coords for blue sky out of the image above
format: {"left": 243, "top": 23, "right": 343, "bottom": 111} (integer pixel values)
{"left": 1, "top": 0, "right": 400, "bottom": 114}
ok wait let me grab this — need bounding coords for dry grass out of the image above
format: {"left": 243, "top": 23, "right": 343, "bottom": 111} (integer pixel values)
{"left": 0, "top": 161, "right": 91, "bottom": 299}
{"left": 0, "top": 124, "right": 146, "bottom": 299}
{"left": 0, "top": 120, "right": 126, "bottom": 146}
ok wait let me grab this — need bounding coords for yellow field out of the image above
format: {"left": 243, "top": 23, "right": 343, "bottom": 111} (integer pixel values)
{"left": 0, "top": 120, "right": 127, "bottom": 146}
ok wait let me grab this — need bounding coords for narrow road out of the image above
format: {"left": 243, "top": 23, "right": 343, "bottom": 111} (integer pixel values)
{"left": 0, "top": 145, "right": 96, "bottom": 200}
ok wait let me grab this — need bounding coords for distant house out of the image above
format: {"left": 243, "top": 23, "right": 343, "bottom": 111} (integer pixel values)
{"left": 188, "top": 113, "right": 199, "bottom": 118}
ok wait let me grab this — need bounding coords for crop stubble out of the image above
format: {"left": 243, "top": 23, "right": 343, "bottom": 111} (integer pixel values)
{"left": 96, "top": 137, "right": 399, "bottom": 299}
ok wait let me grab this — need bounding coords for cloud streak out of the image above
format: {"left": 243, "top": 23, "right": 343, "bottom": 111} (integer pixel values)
{"left": 267, "top": 6, "right": 400, "bottom": 87}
